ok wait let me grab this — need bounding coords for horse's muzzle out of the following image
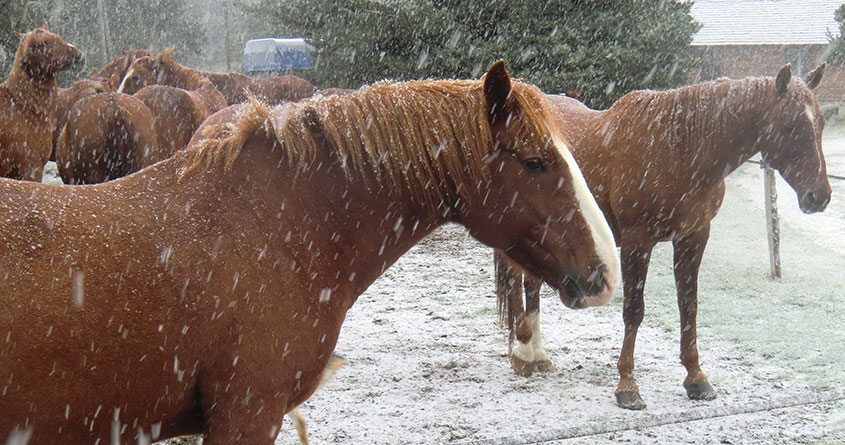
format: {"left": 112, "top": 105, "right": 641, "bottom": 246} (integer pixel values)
{"left": 69, "top": 51, "right": 85, "bottom": 70}
{"left": 559, "top": 263, "right": 609, "bottom": 309}
{"left": 799, "top": 189, "right": 831, "bottom": 214}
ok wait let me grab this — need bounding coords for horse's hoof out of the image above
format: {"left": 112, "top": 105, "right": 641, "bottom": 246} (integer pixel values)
{"left": 615, "top": 390, "right": 647, "bottom": 410}
{"left": 510, "top": 355, "right": 537, "bottom": 377}
{"left": 536, "top": 360, "right": 555, "bottom": 372}
{"left": 685, "top": 381, "right": 717, "bottom": 400}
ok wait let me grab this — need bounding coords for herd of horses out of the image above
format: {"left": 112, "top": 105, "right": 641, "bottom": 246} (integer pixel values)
{"left": 0, "top": 23, "right": 831, "bottom": 444}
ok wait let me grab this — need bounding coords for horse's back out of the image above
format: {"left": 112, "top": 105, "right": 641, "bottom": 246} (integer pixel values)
{"left": 249, "top": 75, "right": 316, "bottom": 104}
{"left": 206, "top": 72, "right": 252, "bottom": 105}
{"left": 135, "top": 84, "right": 204, "bottom": 157}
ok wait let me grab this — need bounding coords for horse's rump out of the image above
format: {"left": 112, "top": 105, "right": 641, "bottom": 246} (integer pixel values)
{"left": 56, "top": 92, "right": 157, "bottom": 184}
{"left": 135, "top": 84, "right": 212, "bottom": 161}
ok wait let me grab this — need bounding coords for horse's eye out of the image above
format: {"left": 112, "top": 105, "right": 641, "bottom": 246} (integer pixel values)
{"left": 524, "top": 158, "right": 546, "bottom": 172}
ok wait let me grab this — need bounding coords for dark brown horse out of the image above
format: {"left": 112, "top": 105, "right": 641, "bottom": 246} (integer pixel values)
{"left": 0, "top": 61, "right": 618, "bottom": 444}
{"left": 0, "top": 22, "right": 83, "bottom": 180}
{"left": 55, "top": 92, "right": 159, "bottom": 184}
{"left": 51, "top": 78, "right": 112, "bottom": 161}
{"left": 496, "top": 64, "right": 831, "bottom": 410}
{"left": 119, "top": 53, "right": 227, "bottom": 158}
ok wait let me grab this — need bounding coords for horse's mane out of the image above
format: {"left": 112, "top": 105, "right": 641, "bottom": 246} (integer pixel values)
{"left": 158, "top": 48, "right": 213, "bottom": 90}
{"left": 183, "top": 78, "right": 555, "bottom": 208}
{"left": 605, "top": 76, "right": 779, "bottom": 152}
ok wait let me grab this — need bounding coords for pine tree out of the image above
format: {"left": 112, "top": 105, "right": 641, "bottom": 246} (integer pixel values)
{"left": 244, "top": 0, "right": 698, "bottom": 107}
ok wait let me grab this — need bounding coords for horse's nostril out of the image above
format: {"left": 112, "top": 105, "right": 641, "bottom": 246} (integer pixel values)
{"left": 587, "top": 263, "right": 608, "bottom": 289}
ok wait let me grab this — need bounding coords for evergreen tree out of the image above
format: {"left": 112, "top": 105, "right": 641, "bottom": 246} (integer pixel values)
{"left": 827, "top": 4, "right": 845, "bottom": 66}
{"left": 244, "top": 0, "right": 698, "bottom": 107}
{"left": 0, "top": 0, "right": 54, "bottom": 78}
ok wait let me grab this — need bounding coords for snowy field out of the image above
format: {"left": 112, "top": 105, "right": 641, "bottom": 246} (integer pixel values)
{"left": 266, "top": 124, "right": 845, "bottom": 444}
{"left": 43, "top": 121, "right": 842, "bottom": 444}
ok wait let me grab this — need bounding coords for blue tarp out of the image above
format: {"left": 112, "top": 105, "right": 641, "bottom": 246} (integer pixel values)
{"left": 243, "top": 38, "right": 315, "bottom": 73}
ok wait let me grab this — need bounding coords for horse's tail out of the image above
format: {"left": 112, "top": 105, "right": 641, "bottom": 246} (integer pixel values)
{"left": 494, "top": 249, "right": 515, "bottom": 332}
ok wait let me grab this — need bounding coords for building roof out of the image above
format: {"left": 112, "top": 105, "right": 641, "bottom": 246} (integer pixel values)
{"left": 691, "top": 0, "right": 843, "bottom": 46}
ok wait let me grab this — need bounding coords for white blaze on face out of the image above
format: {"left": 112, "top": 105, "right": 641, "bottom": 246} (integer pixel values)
{"left": 116, "top": 67, "right": 134, "bottom": 93}
{"left": 551, "top": 132, "right": 620, "bottom": 306}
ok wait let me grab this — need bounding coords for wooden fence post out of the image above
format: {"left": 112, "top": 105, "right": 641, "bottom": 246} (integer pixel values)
{"left": 763, "top": 161, "right": 782, "bottom": 279}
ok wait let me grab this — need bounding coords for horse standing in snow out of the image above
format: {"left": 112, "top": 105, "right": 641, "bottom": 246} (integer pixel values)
{"left": 0, "top": 22, "right": 83, "bottom": 181}
{"left": 496, "top": 64, "right": 831, "bottom": 410}
{"left": 0, "top": 61, "right": 618, "bottom": 444}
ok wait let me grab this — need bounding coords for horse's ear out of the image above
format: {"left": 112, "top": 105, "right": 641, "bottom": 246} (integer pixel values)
{"left": 483, "top": 59, "right": 513, "bottom": 124}
{"left": 41, "top": 20, "right": 49, "bottom": 31}
{"left": 90, "top": 68, "right": 99, "bottom": 78}
{"left": 776, "top": 64, "right": 792, "bottom": 94}
{"left": 15, "top": 32, "right": 24, "bottom": 40}
{"left": 805, "top": 62, "right": 825, "bottom": 90}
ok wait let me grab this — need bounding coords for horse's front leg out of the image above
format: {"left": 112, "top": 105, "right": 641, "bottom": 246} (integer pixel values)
{"left": 495, "top": 251, "right": 536, "bottom": 376}
{"left": 673, "top": 228, "right": 717, "bottom": 400}
{"left": 615, "top": 229, "right": 656, "bottom": 410}
{"left": 524, "top": 273, "right": 554, "bottom": 372}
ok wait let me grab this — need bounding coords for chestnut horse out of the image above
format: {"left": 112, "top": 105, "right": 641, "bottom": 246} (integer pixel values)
{"left": 55, "top": 92, "right": 159, "bottom": 184}
{"left": 51, "top": 78, "right": 112, "bottom": 160}
{"left": 91, "top": 49, "right": 154, "bottom": 90}
{"left": 496, "top": 64, "right": 831, "bottom": 410}
{"left": 119, "top": 53, "right": 226, "bottom": 158}
{"left": 122, "top": 48, "right": 316, "bottom": 105}
{"left": 0, "top": 22, "right": 83, "bottom": 181}
{"left": 0, "top": 61, "right": 619, "bottom": 444}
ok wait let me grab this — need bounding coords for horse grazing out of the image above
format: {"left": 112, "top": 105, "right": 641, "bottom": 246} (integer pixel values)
{"left": 0, "top": 60, "right": 618, "bottom": 444}
{"left": 496, "top": 64, "right": 831, "bottom": 409}
{"left": 55, "top": 92, "right": 159, "bottom": 184}
{"left": 91, "top": 49, "right": 154, "bottom": 90}
{"left": 0, "top": 22, "right": 83, "bottom": 181}
{"left": 119, "top": 52, "right": 226, "bottom": 157}
{"left": 51, "top": 78, "right": 112, "bottom": 160}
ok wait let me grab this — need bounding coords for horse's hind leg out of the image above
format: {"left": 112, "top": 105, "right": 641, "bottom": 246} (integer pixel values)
{"left": 495, "top": 251, "right": 536, "bottom": 376}
{"left": 524, "top": 274, "right": 554, "bottom": 371}
{"left": 673, "top": 229, "right": 716, "bottom": 401}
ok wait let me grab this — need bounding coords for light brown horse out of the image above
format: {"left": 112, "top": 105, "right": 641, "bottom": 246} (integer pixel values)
{"left": 55, "top": 92, "right": 159, "bottom": 184}
{"left": 496, "top": 64, "right": 831, "bottom": 410}
{"left": 0, "top": 61, "right": 619, "bottom": 444}
{"left": 0, "top": 22, "right": 83, "bottom": 181}
{"left": 51, "top": 78, "right": 112, "bottom": 161}
{"left": 119, "top": 53, "right": 227, "bottom": 158}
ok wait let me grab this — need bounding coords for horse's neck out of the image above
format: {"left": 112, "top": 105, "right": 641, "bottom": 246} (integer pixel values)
{"left": 166, "top": 62, "right": 208, "bottom": 90}
{"left": 4, "top": 67, "right": 56, "bottom": 120}
{"left": 216, "top": 144, "right": 449, "bottom": 311}
{"left": 610, "top": 80, "right": 773, "bottom": 188}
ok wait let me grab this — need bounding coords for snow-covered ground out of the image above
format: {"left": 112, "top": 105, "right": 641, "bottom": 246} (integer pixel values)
{"left": 268, "top": 124, "right": 845, "bottom": 444}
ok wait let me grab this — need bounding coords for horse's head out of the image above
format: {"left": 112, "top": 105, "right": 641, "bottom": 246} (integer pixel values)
{"left": 461, "top": 61, "right": 620, "bottom": 309}
{"left": 117, "top": 56, "right": 156, "bottom": 94}
{"left": 15, "top": 21, "right": 84, "bottom": 80}
{"left": 758, "top": 63, "right": 831, "bottom": 214}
